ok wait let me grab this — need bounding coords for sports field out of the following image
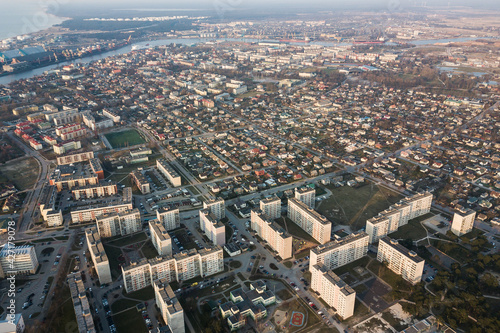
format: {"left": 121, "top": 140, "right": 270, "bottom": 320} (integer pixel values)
{"left": 104, "top": 129, "right": 146, "bottom": 148}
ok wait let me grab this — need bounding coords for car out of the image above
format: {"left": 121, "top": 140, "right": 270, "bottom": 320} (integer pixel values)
{"left": 247, "top": 268, "right": 251, "bottom": 272}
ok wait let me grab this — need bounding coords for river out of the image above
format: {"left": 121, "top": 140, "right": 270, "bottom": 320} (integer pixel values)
{"left": 0, "top": 36, "right": 496, "bottom": 86}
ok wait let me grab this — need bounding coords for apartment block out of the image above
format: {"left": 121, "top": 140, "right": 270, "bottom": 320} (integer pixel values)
{"left": 310, "top": 265, "right": 356, "bottom": 319}
{"left": 50, "top": 163, "right": 99, "bottom": 191}
{"left": 46, "top": 210, "right": 64, "bottom": 227}
{"left": 39, "top": 184, "right": 64, "bottom": 227}
{"left": 71, "top": 181, "right": 117, "bottom": 200}
{"left": 259, "top": 196, "right": 281, "bottom": 219}
{"left": 153, "top": 279, "right": 185, "bottom": 333}
{"left": 85, "top": 227, "right": 112, "bottom": 284}
{"left": 56, "top": 151, "right": 94, "bottom": 165}
{"left": 157, "top": 207, "right": 180, "bottom": 231}
{"left": 71, "top": 188, "right": 133, "bottom": 223}
{"left": 377, "top": 237, "right": 425, "bottom": 285}
{"left": 122, "top": 246, "right": 223, "bottom": 293}
{"left": 67, "top": 272, "right": 97, "bottom": 333}
{"left": 0, "top": 244, "right": 39, "bottom": 278}
{"left": 366, "top": 192, "right": 432, "bottom": 243}
{"left": 131, "top": 170, "right": 151, "bottom": 194}
{"left": 310, "top": 232, "right": 369, "bottom": 271}
{"left": 251, "top": 209, "right": 292, "bottom": 259}
{"left": 95, "top": 209, "right": 141, "bottom": 238}
{"left": 157, "top": 159, "right": 182, "bottom": 187}
{"left": 149, "top": 219, "right": 173, "bottom": 256}
{"left": 203, "top": 197, "right": 225, "bottom": 219}
{"left": 199, "top": 209, "right": 226, "bottom": 246}
{"left": 450, "top": 209, "right": 476, "bottom": 236}
{"left": 295, "top": 186, "right": 316, "bottom": 209}
{"left": 287, "top": 198, "right": 332, "bottom": 244}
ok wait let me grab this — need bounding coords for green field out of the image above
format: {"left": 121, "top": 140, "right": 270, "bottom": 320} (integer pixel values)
{"left": 317, "top": 183, "right": 403, "bottom": 230}
{"left": 105, "top": 129, "right": 147, "bottom": 148}
{"left": 0, "top": 157, "right": 39, "bottom": 190}
{"left": 113, "top": 308, "right": 147, "bottom": 333}
{"left": 388, "top": 213, "right": 434, "bottom": 240}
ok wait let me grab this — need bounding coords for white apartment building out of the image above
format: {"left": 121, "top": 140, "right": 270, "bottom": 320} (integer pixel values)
{"left": 71, "top": 188, "right": 133, "bottom": 223}
{"left": 0, "top": 244, "right": 39, "bottom": 278}
{"left": 199, "top": 209, "right": 226, "bottom": 246}
{"left": 71, "top": 182, "right": 118, "bottom": 200}
{"left": 122, "top": 247, "right": 224, "bottom": 293}
{"left": 67, "top": 272, "right": 97, "bottom": 333}
{"left": 295, "top": 186, "right": 316, "bottom": 209}
{"left": 46, "top": 210, "right": 64, "bottom": 227}
{"left": 450, "top": 209, "right": 476, "bottom": 236}
{"left": 130, "top": 170, "right": 151, "bottom": 194}
{"left": 251, "top": 209, "right": 293, "bottom": 259}
{"left": 287, "top": 198, "right": 332, "bottom": 244}
{"left": 157, "top": 159, "right": 182, "bottom": 187}
{"left": 260, "top": 196, "right": 282, "bottom": 219}
{"left": 366, "top": 192, "right": 432, "bottom": 243}
{"left": 95, "top": 209, "right": 141, "bottom": 238}
{"left": 149, "top": 219, "right": 173, "bottom": 256}
{"left": 153, "top": 279, "right": 185, "bottom": 333}
{"left": 310, "top": 232, "right": 369, "bottom": 271}
{"left": 311, "top": 265, "right": 356, "bottom": 319}
{"left": 203, "top": 197, "right": 225, "bottom": 220}
{"left": 85, "top": 227, "right": 112, "bottom": 285}
{"left": 377, "top": 237, "right": 425, "bottom": 285}
{"left": 157, "top": 207, "right": 180, "bottom": 231}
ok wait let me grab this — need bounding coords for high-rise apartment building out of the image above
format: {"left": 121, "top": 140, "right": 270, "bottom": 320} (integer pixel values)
{"left": 287, "top": 198, "right": 332, "bottom": 244}
{"left": 0, "top": 244, "right": 38, "bottom": 278}
{"left": 295, "top": 186, "right": 316, "bottom": 209}
{"left": 85, "top": 227, "right": 112, "bottom": 284}
{"left": 157, "top": 159, "right": 182, "bottom": 187}
{"left": 95, "top": 209, "right": 141, "bottom": 238}
{"left": 149, "top": 219, "right": 173, "bottom": 256}
{"left": 251, "top": 209, "right": 293, "bottom": 259}
{"left": 450, "top": 209, "right": 476, "bottom": 236}
{"left": 203, "top": 197, "right": 225, "bottom": 220}
{"left": 310, "top": 232, "right": 369, "bottom": 271}
{"left": 259, "top": 196, "right": 281, "bottom": 219}
{"left": 157, "top": 207, "right": 180, "bottom": 231}
{"left": 310, "top": 265, "right": 356, "bottom": 319}
{"left": 153, "top": 279, "right": 185, "bottom": 333}
{"left": 377, "top": 237, "right": 425, "bottom": 285}
{"left": 199, "top": 209, "right": 226, "bottom": 246}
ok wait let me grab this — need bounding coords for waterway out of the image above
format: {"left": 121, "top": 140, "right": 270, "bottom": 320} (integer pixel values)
{"left": 0, "top": 36, "right": 496, "bottom": 86}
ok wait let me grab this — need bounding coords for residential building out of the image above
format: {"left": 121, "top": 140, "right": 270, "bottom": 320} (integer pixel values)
{"left": 102, "top": 109, "right": 121, "bottom": 123}
{"left": 310, "top": 265, "right": 356, "bottom": 319}
{"left": 85, "top": 227, "right": 112, "bottom": 284}
{"left": 70, "top": 188, "right": 133, "bottom": 223}
{"left": 366, "top": 192, "right": 432, "bottom": 243}
{"left": 203, "top": 197, "right": 225, "bottom": 219}
{"left": 287, "top": 198, "right": 332, "bottom": 244}
{"left": 39, "top": 184, "right": 63, "bottom": 227}
{"left": 220, "top": 281, "right": 275, "bottom": 330}
{"left": 156, "top": 207, "right": 180, "bottom": 231}
{"left": 199, "top": 209, "right": 226, "bottom": 246}
{"left": 157, "top": 159, "right": 182, "bottom": 187}
{"left": 71, "top": 181, "right": 117, "bottom": 200}
{"left": 46, "top": 210, "right": 64, "bottom": 227}
{"left": 56, "top": 151, "right": 94, "bottom": 165}
{"left": 377, "top": 237, "right": 425, "bottom": 285}
{"left": 49, "top": 163, "right": 99, "bottom": 191}
{"left": 0, "top": 244, "right": 38, "bottom": 278}
{"left": 122, "top": 247, "right": 224, "bottom": 293}
{"left": 0, "top": 314, "right": 25, "bottom": 333}
{"left": 149, "top": 219, "right": 173, "bottom": 256}
{"left": 67, "top": 272, "right": 97, "bottom": 333}
{"left": 251, "top": 209, "right": 292, "bottom": 259}
{"left": 450, "top": 209, "right": 476, "bottom": 236}
{"left": 295, "top": 186, "right": 315, "bottom": 209}
{"left": 95, "top": 209, "right": 141, "bottom": 238}
{"left": 153, "top": 279, "right": 185, "bottom": 333}
{"left": 310, "top": 232, "right": 369, "bottom": 270}
{"left": 131, "top": 170, "right": 151, "bottom": 194}
{"left": 259, "top": 196, "right": 281, "bottom": 219}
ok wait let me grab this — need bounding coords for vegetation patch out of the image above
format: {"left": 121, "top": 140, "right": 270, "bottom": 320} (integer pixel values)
{"left": 105, "top": 129, "right": 147, "bottom": 149}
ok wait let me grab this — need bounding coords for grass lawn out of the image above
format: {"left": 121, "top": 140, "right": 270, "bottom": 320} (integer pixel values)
{"left": 102, "top": 244, "right": 124, "bottom": 279}
{"left": 105, "top": 129, "right": 147, "bottom": 149}
{"left": 275, "top": 216, "right": 319, "bottom": 244}
{"left": 283, "top": 261, "right": 293, "bottom": 268}
{"left": 295, "top": 249, "right": 310, "bottom": 259}
{"left": 430, "top": 239, "right": 475, "bottom": 263}
{"left": 460, "top": 228, "right": 484, "bottom": 241}
{"left": 47, "top": 285, "right": 77, "bottom": 332}
{"left": 106, "top": 232, "right": 147, "bottom": 247}
{"left": 113, "top": 308, "right": 147, "bottom": 333}
{"left": 388, "top": 213, "right": 434, "bottom": 240}
{"left": 229, "top": 260, "right": 242, "bottom": 269}
{"left": 303, "top": 271, "right": 312, "bottom": 283}
{"left": 333, "top": 256, "right": 371, "bottom": 280}
{"left": 316, "top": 327, "right": 340, "bottom": 333}
{"left": 111, "top": 299, "right": 140, "bottom": 313}
{"left": 123, "top": 286, "right": 155, "bottom": 301}
{"left": 367, "top": 260, "right": 413, "bottom": 292}
{"left": 141, "top": 240, "right": 159, "bottom": 259}
{"left": 276, "top": 288, "right": 293, "bottom": 301}
{"left": 317, "top": 183, "right": 403, "bottom": 230}
{"left": 345, "top": 300, "right": 370, "bottom": 325}
{"left": 0, "top": 157, "right": 39, "bottom": 190}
